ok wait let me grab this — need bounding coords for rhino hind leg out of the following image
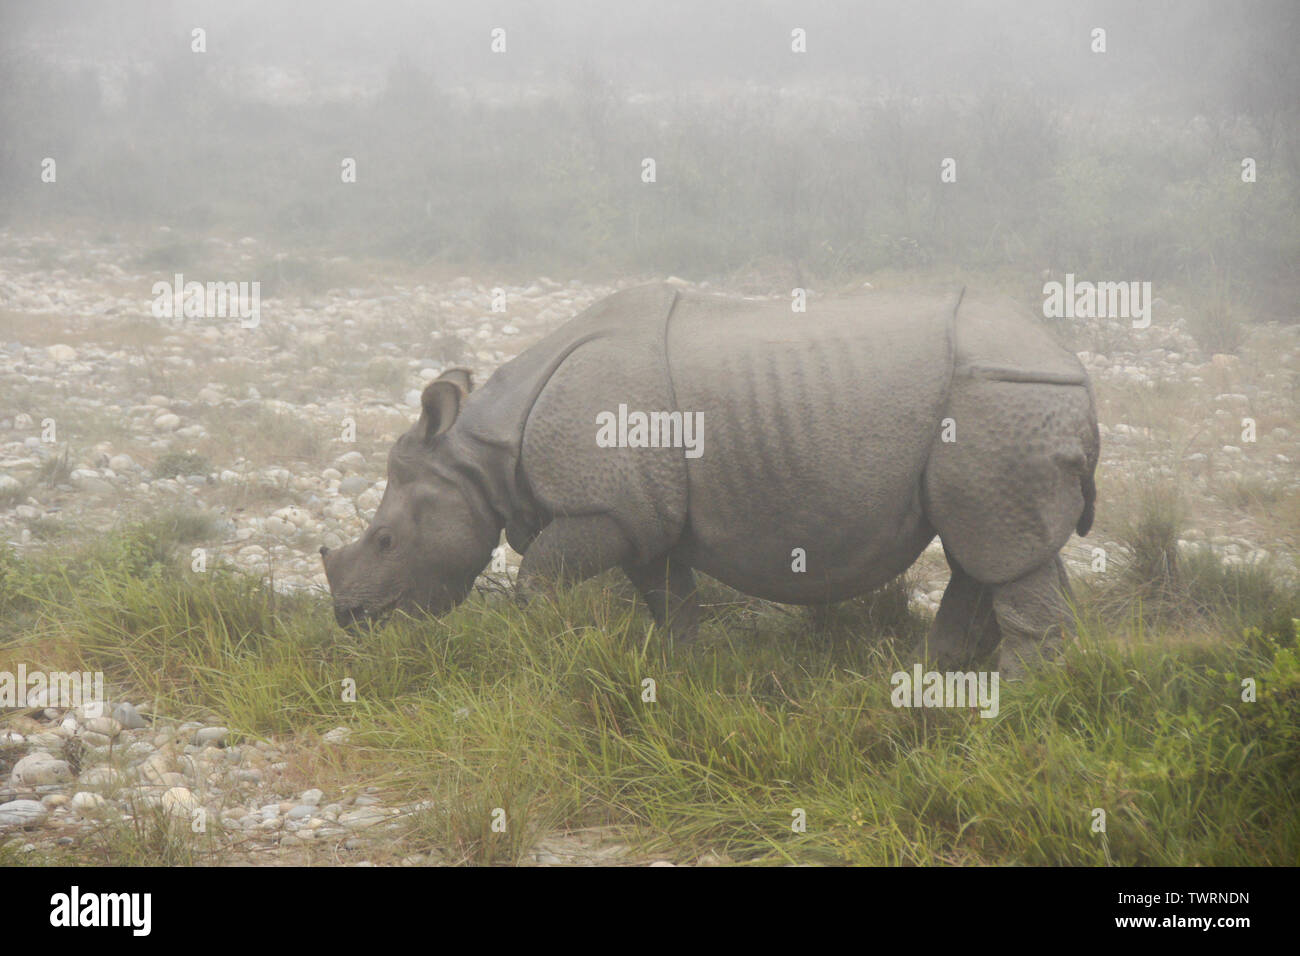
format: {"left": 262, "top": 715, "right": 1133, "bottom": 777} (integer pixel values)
{"left": 624, "top": 554, "right": 700, "bottom": 642}
{"left": 924, "top": 557, "right": 1002, "bottom": 671}
{"left": 922, "top": 375, "right": 1091, "bottom": 676}
{"left": 989, "top": 554, "right": 1074, "bottom": 679}
{"left": 926, "top": 552, "right": 1074, "bottom": 678}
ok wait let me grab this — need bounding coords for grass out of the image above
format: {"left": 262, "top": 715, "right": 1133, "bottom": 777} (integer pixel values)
{"left": 151, "top": 450, "right": 212, "bottom": 480}
{"left": 195, "top": 406, "right": 330, "bottom": 466}
{"left": 1083, "top": 476, "right": 1299, "bottom": 647}
{"left": 1, "top": 515, "right": 1297, "bottom": 866}
{"left": 362, "top": 358, "right": 410, "bottom": 400}
{"left": 1186, "top": 278, "right": 1245, "bottom": 355}
{"left": 1214, "top": 475, "right": 1287, "bottom": 512}
{"left": 36, "top": 447, "right": 72, "bottom": 488}
{"left": 1117, "top": 479, "right": 1187, "bottom": 597}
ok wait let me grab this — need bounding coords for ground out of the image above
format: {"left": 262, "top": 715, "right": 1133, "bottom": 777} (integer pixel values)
{"left": 1, "top": 227, "right": 1297, "bottom": 865}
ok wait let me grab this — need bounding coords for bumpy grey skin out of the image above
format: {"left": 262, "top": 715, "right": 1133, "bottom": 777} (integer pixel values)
{"left": 322, "top": 283, "right": 1099, "bottom": 676}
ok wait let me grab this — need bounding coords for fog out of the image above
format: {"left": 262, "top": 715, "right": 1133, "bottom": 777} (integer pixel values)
{"left": 1, "top": 1, "right": 1297, "bottom": 304}
{"left": 1, "top": 2, "right": 1299, "bottom": 873}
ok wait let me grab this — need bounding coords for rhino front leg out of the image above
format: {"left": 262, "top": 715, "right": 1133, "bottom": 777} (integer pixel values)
{"left": 624, "top": 554, "right": 700, "bottom": 642}
{"left": 516, "top": 514, "right": 635, "bottom": 602}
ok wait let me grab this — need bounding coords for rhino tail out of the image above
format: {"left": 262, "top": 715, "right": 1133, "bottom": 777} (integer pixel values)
{"left": 1077, "top": 388, "right": 1100, "bottom": 537}
{"left": 1077, "top": 469, "right": 1096, "bottom": 536}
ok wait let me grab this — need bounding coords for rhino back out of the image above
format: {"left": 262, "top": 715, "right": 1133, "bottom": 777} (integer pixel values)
{"left": 667, "top": 292, "right": 955, "bottom": 600}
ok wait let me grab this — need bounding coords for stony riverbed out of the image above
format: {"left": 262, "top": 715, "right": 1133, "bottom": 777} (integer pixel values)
{"left": 1, "top": 226, "right": 1296, "bottom": 862}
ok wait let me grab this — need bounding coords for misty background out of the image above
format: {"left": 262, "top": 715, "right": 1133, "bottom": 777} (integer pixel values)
{"left": 1, "top": 0, "right": 1297, "bottom": 311}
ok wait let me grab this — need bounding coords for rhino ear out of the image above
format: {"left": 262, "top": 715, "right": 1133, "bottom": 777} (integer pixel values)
{"left": 436, "top": 367, "right": 475, "bottom": 394}
{"left": 418, "top": 380, "right": 464, "bottom": 441}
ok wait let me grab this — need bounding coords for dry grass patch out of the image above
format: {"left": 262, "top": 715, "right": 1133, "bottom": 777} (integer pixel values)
{"left": 195, "top": 406, "right": 331, "bottom": 467}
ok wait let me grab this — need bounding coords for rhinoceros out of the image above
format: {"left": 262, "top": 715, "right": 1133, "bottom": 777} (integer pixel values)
{"left": 321, "top": 283, "right": 1099, "bottom": 674}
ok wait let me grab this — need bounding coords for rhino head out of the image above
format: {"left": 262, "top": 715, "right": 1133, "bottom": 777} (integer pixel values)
{"left": 320, "top": 368, "right": 499, "bottom": 629}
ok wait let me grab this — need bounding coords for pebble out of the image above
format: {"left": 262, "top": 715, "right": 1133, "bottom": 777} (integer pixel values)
{"left": 10, "top": 753, "right": 74, "bottom": 787}
{"left": 70, "top": 791, "right": 107, "bottom": 812}
{"left": 339, "top": 807, "right": 389, "bottom": 830}
{"left": 77, "top": 766, "right": 122, "bottom": 788}
{"left": 162, "top": 787, "right": 200, "bottom": 816}
{"left": 193, "top": 726, "right": 229, "bottom": 747}
{"left": 0, "top": 799, "right": 48, "bottom": 828}
{"left": 338, "top": 475, "right": 370, "bottom": 495}
{"left": 84, "top": 716, "right": 123, "bottom": 739}
{"left": 112, "top": 702, "right": 149, "bottom": 729}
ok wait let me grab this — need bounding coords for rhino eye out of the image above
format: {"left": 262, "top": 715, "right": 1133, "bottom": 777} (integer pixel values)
{"left": 376, "top": 531, "right": 394, "bottom": 552}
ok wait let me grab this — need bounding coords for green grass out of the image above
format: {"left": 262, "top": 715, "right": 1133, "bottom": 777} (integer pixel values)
{"left": 1, "top": 520, "right": 1297, "bottom": 866}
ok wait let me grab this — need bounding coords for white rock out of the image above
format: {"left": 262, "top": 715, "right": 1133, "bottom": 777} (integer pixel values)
{"left": 47, "top": 344, "right": 77, "bottom": 362}
{"left": 264, "top": 516, "right": 294, "bottom": 537}
{"left": 84, "top": 716, "right": 123, "bottom": 739}
{"left": 325, "top": 499, "right": 356, "bottom": 520}
{"left": 339, "top": 807, "right": 389, "bottom": 830}
{"left": 70, "top": 791, "right": 107, "bottom": 812}
{"left": 77, "top": 766, "right": 122, "bottom": 788}
{"left": 10, "top": 753, "right": 74, "bottom": 786}
{"left": 162, "top": 787, "right": 200, "bottom": 816}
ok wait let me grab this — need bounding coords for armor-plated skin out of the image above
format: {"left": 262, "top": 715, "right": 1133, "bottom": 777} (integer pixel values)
{"left": 322, "top": 284, "right": 1099, "bottom": 675}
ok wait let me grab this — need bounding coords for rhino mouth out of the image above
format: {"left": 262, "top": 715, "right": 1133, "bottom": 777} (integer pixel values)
{"left": 333, "top": 599, "right": 397, "bottom": 631}
{"left": 332, "top": 591, "right": 461, "bottom": 631}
